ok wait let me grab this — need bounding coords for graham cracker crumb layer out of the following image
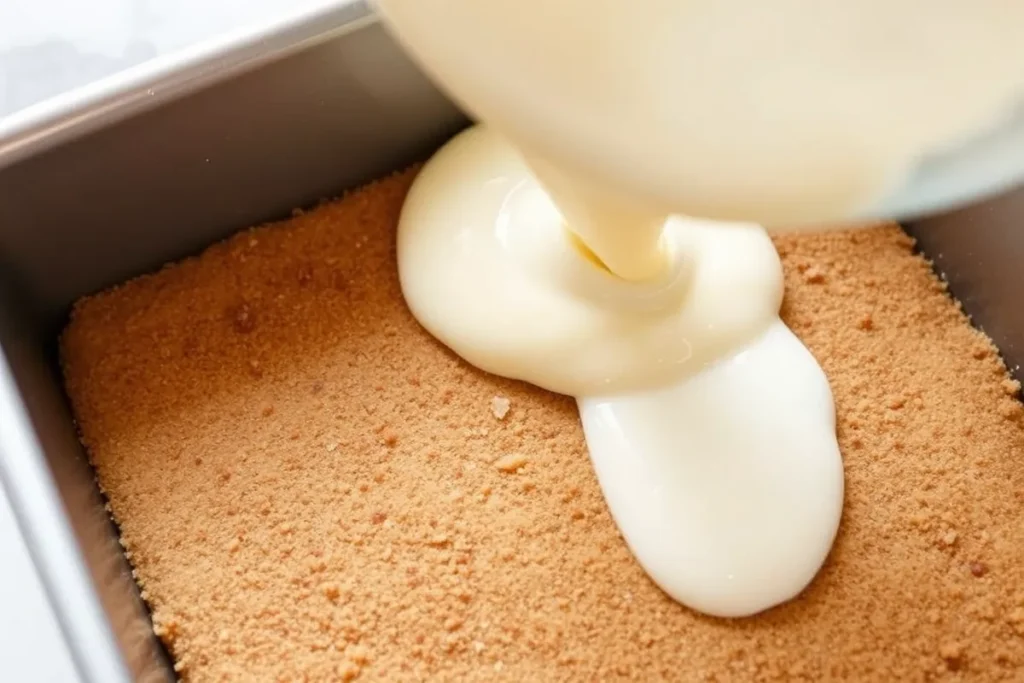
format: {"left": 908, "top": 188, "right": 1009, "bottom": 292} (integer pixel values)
{"left": 61, "top": 170, "right": 1024, "bottom": 681}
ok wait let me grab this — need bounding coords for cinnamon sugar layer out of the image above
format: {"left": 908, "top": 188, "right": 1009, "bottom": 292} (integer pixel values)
{"left": 62, "top": 170, "right": 1024, "bottom": 681}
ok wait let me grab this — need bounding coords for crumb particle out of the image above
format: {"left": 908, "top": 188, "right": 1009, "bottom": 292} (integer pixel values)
{"left": 337, "top": 660, "right": 361, "bottom": 681}
{"left": 939, "top": 641, "right": 966, "bottom": 671}
{"left": 230, "top": 303, "right": 256, "bottom": 334}
{"left": 493, "top": 452, "right": 528, "bottom": 473}
{"left": 803, "top": 266, "right": 826, "bottom": 284}
{"left": 490, "top": 396, "right": 511, "bottom": 420}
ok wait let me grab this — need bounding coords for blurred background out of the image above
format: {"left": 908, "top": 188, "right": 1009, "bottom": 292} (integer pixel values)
{"left": 0, "top": 0, "right": 333, "bottom": 117}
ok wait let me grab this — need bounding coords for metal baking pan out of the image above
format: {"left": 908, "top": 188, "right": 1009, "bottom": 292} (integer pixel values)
{"left": 0, "top": 2, "right": 1019, "bottom": 681}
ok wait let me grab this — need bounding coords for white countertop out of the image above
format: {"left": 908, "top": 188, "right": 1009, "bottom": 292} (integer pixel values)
{"left": 0, "top": 2, "right": 335, "bottom": 680}
{"left": 0, "top": 0, "right": 335, "bottom": 117}
{"left": 0, "top": 496, "right": 78, "bottom": 682}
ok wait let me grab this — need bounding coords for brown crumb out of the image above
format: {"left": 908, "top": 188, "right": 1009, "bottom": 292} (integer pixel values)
{"left": 803, "top": 266, "right": 826, "bottom": 284}
{"left": 940, "top": 641, "right": 966, "bottom": 671}
{"left": 337, "top": 660, "right": 361, "bottom": 681}
{"left": 346, "top": 645, "right": 370, "bottom": 665}
{"left": 1009, "top": 608, "right": 1024, "bottom": 636}
{"left": 247, "top": 359, "right": 262, "bottom": 379}
{"left": 229, "top": 303, "right": 256, "bottom": 334}
{"left": 969, "top": 561, "right": 989, "bottom": 578}
{"left": 998, "top": 400, "right": 1023, "bottom": 421}
{"left": 938, "top": 530, "right": 959, "bottom": 549}
{"left": 61, "top": 169, "right": 1024, "bottom": 681}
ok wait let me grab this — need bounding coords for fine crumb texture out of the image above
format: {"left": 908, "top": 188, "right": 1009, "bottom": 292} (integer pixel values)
{"left": 62, "top": 170, "right": 1024, "bottom": 682}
